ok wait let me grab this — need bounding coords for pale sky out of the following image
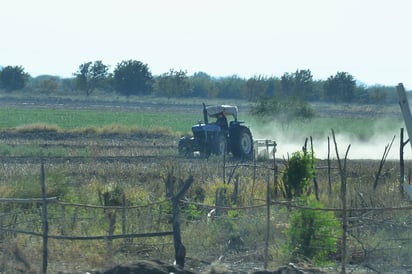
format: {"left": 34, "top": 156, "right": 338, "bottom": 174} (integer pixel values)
{"left": 2, "top": 0, "right": 412, "bottom": 88}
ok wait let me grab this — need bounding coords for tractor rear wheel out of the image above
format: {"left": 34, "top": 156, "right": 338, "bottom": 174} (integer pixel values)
{"left": 231, "top": 127, "right": 253, "bottom": 159}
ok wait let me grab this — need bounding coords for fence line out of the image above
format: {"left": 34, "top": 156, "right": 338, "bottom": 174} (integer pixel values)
{"left": 6, "top": 197, "right": 410, "bottom": 219}
{"left": 1, "top": 155, "right": 412, "bottom": 273}
{"left": 57, "top": 199, "right": 168, "bottom": 209}
{"left": 0, "top": 197, "right": 58, "bottom": 203}
{"left": 0, "top": 228, "right": 173, "bottom": 240}
{"left": 2, "top": 191, "right": 410, "bottom": 269}
{"left": 182, "top": 196, "right": 412, "bottom": 213}
{"left": 0, "top": 162, "right": 192, "bottom": 273}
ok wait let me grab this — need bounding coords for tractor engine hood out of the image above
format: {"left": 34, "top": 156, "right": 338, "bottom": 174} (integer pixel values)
{"left": 192, "top": 123, "right": 221, "bottom": 133}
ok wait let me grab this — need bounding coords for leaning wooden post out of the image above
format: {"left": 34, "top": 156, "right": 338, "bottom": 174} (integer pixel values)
{"left": 167, "top": 174, "right": 194, "bottom": 268}
{"left": 397, "top": 83, "right": 412, "bottom": 151}
{"left": 40, "top": 160, "right": 49, "bottom": 274}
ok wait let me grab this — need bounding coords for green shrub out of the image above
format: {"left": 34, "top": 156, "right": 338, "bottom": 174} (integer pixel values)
{"left": 282, "top": 150, "right": 313, "bottom": 199}
{"left": 182, "top": 203, "right": 203, "bottom": 220}
{"left": 284, "top": 196, "right": 341, "bottom": 264}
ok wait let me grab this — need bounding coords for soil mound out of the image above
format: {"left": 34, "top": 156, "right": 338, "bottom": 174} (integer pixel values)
{"left": 92, "top": 260, "right": 196, "bottom": 274}
{"left": 90, "top": 260, "right": 326, "bottom": 274}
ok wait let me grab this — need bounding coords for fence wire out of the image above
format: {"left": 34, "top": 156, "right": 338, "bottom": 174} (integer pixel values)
{"left": 1, "top": 155, "right": 412, "bottom": 273}
{"left": 1, "top": 196, "right": 411, "bottom": 273}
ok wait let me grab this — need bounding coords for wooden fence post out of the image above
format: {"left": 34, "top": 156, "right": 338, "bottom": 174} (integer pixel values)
{"left": 400, "top": 128, "right": 409, "bottom": 194}
{"left": 122, "top": 193, "right": 127, "bottom": 246}
{"left": 165, "top": 171, "right": 194, "bottom": 268}
{"left": 171, "top": 175, "right": 193, "bottom": 268}
{"left": 328, "top": 136, "right": 332, "bottom": 195}
{"left": 223, "top": 143, "right": 226, "bottom": 184}
{"left": 264, "top": 174, "right": 270, "bottom": 269}
{"left": 40, "top": 160, "right": 48, "bottom": 274}
{"left": 332, "top": 129, "right": 350, "bottom": 274}
{"left": 273, "top": 141, "right": 277, "bottom": 198}
{"left": 252, "top": 144, "right": 256, "bottom": 197}
{"left": 106, "top": 211, "right": 116, "bottom": 262}
{"left": 310, "top": 137, "right": 319, "bottom": 200}
{"left": 215, "top": 188, "right": 227, "bottom": 217}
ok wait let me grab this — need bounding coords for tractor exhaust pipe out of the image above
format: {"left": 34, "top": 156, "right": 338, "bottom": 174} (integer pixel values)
{"left": 202, "top": 103, "right": 208, "bottom": 124}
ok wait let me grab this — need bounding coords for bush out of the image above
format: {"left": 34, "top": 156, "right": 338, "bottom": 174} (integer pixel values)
{"left": 282, "top": 150, "right": 313, "bottom": 199}
{"left": 284, "top": 196, "right": 341, "bottom": 264}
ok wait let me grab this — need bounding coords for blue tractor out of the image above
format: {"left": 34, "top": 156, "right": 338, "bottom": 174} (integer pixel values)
{"left": 178, "top": 103, "right": 253, "bottom": 159}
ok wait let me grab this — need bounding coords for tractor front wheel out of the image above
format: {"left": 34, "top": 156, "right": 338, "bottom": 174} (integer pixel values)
{"left": 178, "top": 136, "right": 194, "bottom": 157}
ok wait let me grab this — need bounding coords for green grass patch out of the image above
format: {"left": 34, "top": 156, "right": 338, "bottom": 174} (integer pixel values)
{"left": 0, "top": 105, "right": 403, "bottom": 139}
{"left": 0, "top": 107, "right": 200, "bottom": 134}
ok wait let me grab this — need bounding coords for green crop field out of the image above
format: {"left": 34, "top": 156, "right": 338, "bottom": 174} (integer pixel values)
{"left": 0, "top": 105, "right": 404, "bottom": 140}
{"left": 0, "top": 107, "right": 198, "bottom": 134}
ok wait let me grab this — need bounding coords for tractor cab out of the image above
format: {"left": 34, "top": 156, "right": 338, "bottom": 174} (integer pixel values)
{"left": 203, "top": 104, "right": 238, "bottom": 130}
{"left": 205, "top": 105, "right": 238, "bottom": 121}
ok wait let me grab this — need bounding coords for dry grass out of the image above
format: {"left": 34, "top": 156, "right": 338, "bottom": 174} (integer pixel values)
{"left": 14, "top": 123, "right": 61, "bottom": 133}
{"left": 0, "top": 130, "right": 411, "bottom": 273}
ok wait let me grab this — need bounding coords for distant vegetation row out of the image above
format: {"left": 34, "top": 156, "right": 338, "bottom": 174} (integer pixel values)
{"left": 0, "top": 106, "right": 398, "bottom": 140}
{"left": 0, "top": 60, "right": 401, "bottom": 106}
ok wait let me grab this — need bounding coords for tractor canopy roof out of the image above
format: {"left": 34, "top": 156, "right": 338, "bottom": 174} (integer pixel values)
{"left": 206, "top": 105, "right": 238, "bottom": 120}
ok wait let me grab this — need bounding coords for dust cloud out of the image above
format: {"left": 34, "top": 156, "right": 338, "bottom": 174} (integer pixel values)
{"left": 250, "top": 120, "right": 412, "bottom": 160}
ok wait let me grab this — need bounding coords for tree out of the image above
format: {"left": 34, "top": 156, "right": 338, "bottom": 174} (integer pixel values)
{"left": 30, "top": 75, "right": 61, "bottom": 94}
{"left": 215, "top": 75, "right": 245, "bottom": 99}
{"left": 280, "top": 72, "right": 294, "bottom": 96}
{"left": 323, "top": 72, "right": 356, "bottom": 102}
{"left": 61, "top": 78, "right": 76, "bottom": 93}
{"left": 242, "top": 75, "right": 269, "bottom": 101}
{"left": 39, "top": 77, "right": 59, "bottom": 94}
{"left": 311, "top": 80, "right": 324, "bottom": 101}
{"left": 154, "top": 69, "right": 191, "bottom": 98}
{"left": 0, "top": 65, "right": 29, "bottom": 91}
{"left": 281, "top": 69, "right": 313, "bottom": 99}
{"left": 113, "top": 60, "right": 153, "bottom": 96}
{"left": 74, "top": 61, "right": 109, "bottom": 96}
{"left": 251, "top": 96, "right": 315, "bottom": 127}
{"left": 367, "top": 85, "right": 389, "bottom": 104}
{"left": 189, "top": 72, "right": 218, "bottom": 98}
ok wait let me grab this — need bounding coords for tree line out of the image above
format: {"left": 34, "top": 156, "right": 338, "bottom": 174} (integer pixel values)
{"left": 0, "top": 60, "right": 398, "bottom": 104}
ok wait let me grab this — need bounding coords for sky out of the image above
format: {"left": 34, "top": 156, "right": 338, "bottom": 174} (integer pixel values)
{"left": 1, "top": 0, "right": 412, "bottom": 88}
